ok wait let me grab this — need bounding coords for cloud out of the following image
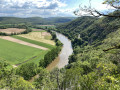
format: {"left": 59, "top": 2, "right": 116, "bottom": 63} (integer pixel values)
{"left": 0, "top": 0, "right": 70, "bottom": 17}
{"left": 0, "top": 0, "right": 66, "bottom": 9}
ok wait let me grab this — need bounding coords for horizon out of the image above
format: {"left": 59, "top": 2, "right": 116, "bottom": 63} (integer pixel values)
{"left": 0, "top": 16, "right": 77, "bottom": 18}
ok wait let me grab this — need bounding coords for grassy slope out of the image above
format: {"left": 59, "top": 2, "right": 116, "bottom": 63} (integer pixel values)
{"left": 11, "top": 35, "right": 55, "bottom": 49}
{"left": 0, "top": 38, "right": 47, "bottom": 65}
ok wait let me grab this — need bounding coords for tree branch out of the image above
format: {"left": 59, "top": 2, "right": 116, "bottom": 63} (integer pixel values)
{"left": 74, "top": 0, "right": 120, "bottom": 17}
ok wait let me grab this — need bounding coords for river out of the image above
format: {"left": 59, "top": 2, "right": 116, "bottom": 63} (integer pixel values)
{"left": 30, "top": 32, "right": 73, "bottom": 82}
{"left": 46, "top": 32, "right": 73, "bottom": 70}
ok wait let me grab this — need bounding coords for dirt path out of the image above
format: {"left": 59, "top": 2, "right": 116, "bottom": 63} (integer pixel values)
{"left": 0, "top": 36, "right": 48, "bottom": 50}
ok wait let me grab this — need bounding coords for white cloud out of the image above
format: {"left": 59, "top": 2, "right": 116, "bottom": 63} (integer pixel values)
{"left": 0, "top": 0, "right": 69, "bottom": 17}
{"left": 0, "top": 0, "right": 66, "bottom": 9}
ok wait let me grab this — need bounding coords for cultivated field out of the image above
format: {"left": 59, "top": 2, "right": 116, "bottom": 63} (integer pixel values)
{"left": 0, "top": 36, "right": 48, "bottom": 50}
{"left": 0, "top": 38, "right": 47, "bottom": 65}
{"left": 0, "top": 29, "right": 55, "bottom": 66}
{"left": 17, "top": 31, "right": 55, "bottom": 45}
{"left": 0, "top": 28, "right": 25, "bottom": 34}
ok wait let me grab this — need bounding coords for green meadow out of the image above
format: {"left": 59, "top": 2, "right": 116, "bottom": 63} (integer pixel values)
{"left": 0, "top": 38, "right": 47, "bottom": 65}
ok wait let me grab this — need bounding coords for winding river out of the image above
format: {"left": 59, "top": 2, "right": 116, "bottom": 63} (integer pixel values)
{"left": 46, "top": 32, "right": 73, "bottom": 70}
{"left": 30, "top": 32, "right": 73, "bottom": 82}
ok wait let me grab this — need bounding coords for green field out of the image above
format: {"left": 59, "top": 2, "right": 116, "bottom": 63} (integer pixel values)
{"left": 11, "top": 35, "right": 55, "bottom": 49}
{"left": 0, "top": 38, "right": 47, "bottom": 65}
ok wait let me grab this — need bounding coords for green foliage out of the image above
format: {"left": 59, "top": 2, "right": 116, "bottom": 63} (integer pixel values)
{"left": 21, "top": 26, "right": 32, "bottom": 34}
{"left": 34, "top": 68, "right": 52, "bottom": 89}
{"left": 41, "top": 46, "right": 61, "bottom": 67}
{"left": 0, "top": 61, "right": 35, "bottom": 89}
{"left": 54, "top": 11, "right": 120, "bottom": 89}
{"left": 56, "top": 12, "right": 120, "bottom": 47}
{"left": 0, "top": 32, "right": 7, "bottom": 36}
{"left": 16, "top": 63, "right": 38, "bottom": 80}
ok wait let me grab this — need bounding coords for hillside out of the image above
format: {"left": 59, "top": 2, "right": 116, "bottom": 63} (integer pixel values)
{"left": 45, "top": 17, "right": 76, "bottom": 24}
{"left": 56, "top": 15, "right": 120, "bottom": 47}
{"left": 0, "top": 17, "right": 76, "bottom": 25}
{"left": 55, "top": 11, "right": 120, "bottom": 89}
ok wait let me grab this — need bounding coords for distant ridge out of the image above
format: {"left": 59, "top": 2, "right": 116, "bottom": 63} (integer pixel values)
{"left": 0, "top": 17, "right": 76, "bottom": 25}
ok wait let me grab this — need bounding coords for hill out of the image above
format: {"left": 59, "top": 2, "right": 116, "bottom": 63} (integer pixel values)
{"left": 45, "top": 17, "right": 76, "bottom": 24}
{"left": 55, "top": 11, "right": 120, "bottom": 89}
{"left": 56, "top": 14, "right": 120, "bottom": 47}
{"left": 0, "top": 17, "right": 76, "bottom": 25}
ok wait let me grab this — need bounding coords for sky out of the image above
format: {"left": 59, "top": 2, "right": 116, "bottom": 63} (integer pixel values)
{"left": 0, "top": 0, "right": 114, "bottom": 18}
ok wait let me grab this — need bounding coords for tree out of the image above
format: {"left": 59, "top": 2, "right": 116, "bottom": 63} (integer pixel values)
{"left": 16, "top": 63, "right": 38, "bottom": 80}
{"left": 74, "top": 0, "right": 120, "bottom": 17}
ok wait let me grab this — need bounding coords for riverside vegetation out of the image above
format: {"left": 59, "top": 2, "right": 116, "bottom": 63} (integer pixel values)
{"left": 0, "top": 10, "right": 120, "bottom": 89}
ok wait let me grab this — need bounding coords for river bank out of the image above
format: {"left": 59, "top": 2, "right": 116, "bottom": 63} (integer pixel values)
{"left": 46, "top": 32, "right": 73, "bottom": 70}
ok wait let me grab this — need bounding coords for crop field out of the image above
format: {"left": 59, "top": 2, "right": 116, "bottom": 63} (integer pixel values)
{"left": 12, "top": 35, "right": 55, "bottom": 50}
{"left": 0, "top": 36, "right": 48, "bottom": 50}
{"left": 0, "top": 29, "right": 56, "bottom": 67}
{"left": 0, "top": 28, "right": 25, "bottom": 34}
{"left": 0, "top": 38, "right": 47, "bottom": 65}
{"left": 17, "top": 31, "right": 55, "bottom": 45}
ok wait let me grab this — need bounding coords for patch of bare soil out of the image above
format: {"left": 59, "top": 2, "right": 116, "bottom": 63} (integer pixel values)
{"left": 0, "top": 36, "right": 48, "bottom": 50}
{"left": 0, "top": 28, "right": 25, "bottom": 34}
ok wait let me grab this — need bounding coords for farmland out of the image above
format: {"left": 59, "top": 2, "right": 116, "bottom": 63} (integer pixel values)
{"left": 18, "top": 30, "right": 55, "bottom": 45}
{"left": 0, "top": 28, "right": 25, "bottom": 34}
{"left": 12, "top": 35, "right": 55, "bottom": 50}
{"left": 0, "top": 38, "right": 47, "bottom": 65}
{"left": 0, "top": 29, "right": 55, "bottom": 66}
